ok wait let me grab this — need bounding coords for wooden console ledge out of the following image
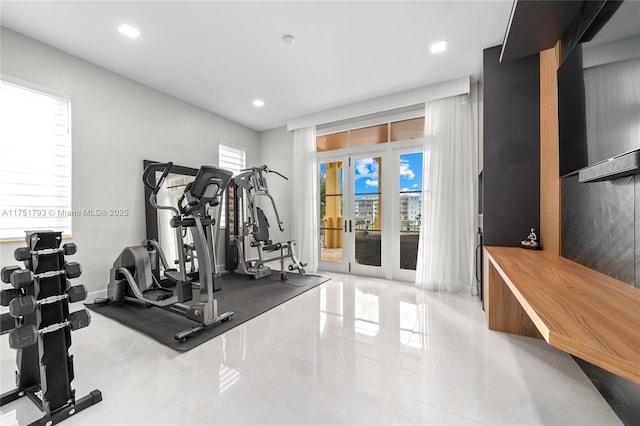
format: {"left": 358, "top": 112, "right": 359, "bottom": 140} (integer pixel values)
{"left": 484, "top": 246, "right": 640, "bottom": 384}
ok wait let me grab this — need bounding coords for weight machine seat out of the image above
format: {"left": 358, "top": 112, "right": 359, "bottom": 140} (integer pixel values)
{"left": 254, "top": 207, "right": 271, "bottom": 242}
{"left": 263, "top": 242, "right": 283, "bottom": 252}
{"left": 254, "top": 207, "right": 294, "bottom": 252}
{"left": 252, "top": 207, "right": 297, "bottom": 253}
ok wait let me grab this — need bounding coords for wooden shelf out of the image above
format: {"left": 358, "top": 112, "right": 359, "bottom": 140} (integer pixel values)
{"left": 484, "top": 246, "right": 640, "bottom": 384}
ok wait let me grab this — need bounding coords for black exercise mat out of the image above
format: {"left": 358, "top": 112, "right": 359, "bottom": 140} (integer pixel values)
{"left": 86, "top": 272, "right": 330, "bottom": 351}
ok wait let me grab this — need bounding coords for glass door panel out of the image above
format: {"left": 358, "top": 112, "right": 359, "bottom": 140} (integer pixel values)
{"left": 319, "top": 160, "right": 346, "bottom": 271}
{"left": 397, "top": 151, "right": 423, "bottom": 275}
{"left": 352, "top": 156, "right": 383, "bottom": 273}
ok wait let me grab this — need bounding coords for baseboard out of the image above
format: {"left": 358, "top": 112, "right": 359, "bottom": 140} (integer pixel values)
{"left": 87, "top": 288, "right": 107, "bottom": 302}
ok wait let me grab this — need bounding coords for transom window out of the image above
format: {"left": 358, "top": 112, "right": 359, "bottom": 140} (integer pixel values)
{"left": 316, "top": 116, "right": 424, "bottom": 152}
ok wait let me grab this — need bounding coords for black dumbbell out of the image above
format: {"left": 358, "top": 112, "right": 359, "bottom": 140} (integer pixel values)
{"left": 8, "top": 309, "right": 91, "bottom": 349}
{"left": 1, "top": 289, "right": 20, "bottom": 306}
{"left": 8, "top": 325, "right": 38, "bottom": 349}
{"left": 63, "top": 243, "right": 77, "bottom": 256}
{"left": 14, "top": 247, "right": 31, "bottom": 262}
{"left": 1, "top": 266, "right": 20, "bottom": 284}
{"left": 4, "top": 265, "right": 80, "bottom": 289}
{"left": 14, "top": 243, "right": 77, "bottom": 262}
{"left": 10, "top": 270, "right": 34, "bottom": 289}
{"left": 66, "top": 284, "right": 86, "bottom": 301}
{"left": 64, "top": 262, "right": 82, "bottom": 279}
{"left": 9, "top": 285, "right": 87, "bottom": 317}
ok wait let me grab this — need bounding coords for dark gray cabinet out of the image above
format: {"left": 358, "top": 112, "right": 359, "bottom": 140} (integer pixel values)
{"left": 482, "top": 45, "right": 540, "bottom": 247}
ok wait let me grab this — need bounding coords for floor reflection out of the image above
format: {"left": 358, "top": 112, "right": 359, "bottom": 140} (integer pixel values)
{"left": 319, "top": 276, "right": 424, "bottom": 349}
{"left": 1, "top": 272, "right": 621, "bottom": 425}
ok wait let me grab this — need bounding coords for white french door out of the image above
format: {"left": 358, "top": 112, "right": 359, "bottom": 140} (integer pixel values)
{"left": 319, "top": 156, "right": 349, "bottom": 273}
{"left": 392, "top": 146, "right": 424, "bottom": 282}
{"left": 350, "top": 152, "right": 386, "bottom": 276}
{"left": 318, "top": 142, "right": 423, "bottom": 281}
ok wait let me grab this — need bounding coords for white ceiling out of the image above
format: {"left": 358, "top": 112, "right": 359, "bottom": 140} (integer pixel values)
{"left": 0, "top": 1, "right": 513, "bottom": 132}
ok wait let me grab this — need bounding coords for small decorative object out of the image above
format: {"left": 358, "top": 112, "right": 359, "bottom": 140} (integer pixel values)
{"left": 521, "top": 228, "right": 541, "bottom": 250}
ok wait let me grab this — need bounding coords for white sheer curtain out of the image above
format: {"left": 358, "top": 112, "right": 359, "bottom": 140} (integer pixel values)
{"left": 416, "top": 94, "right": 477, "bottom": 292}
{"left": 291, "top": 126, "right": 319, "bottom": 273}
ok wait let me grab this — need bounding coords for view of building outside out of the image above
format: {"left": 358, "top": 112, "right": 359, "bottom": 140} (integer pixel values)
{"left": 354, "top": 197, "right": 379, "bottom": 230}
{"left": 398, "top": 152, "right": 422, "bottom": 234}
{"left": 318, "top": 152, "right": 423, "bottom": 267}
{"left": 399, "top": 194, "right": 421, "bottom": 233}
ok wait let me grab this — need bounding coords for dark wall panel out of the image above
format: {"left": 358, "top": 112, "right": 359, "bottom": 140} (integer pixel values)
{"left": 572, "top": 357, "right": 640, "bottom": 425}
{"left": 483, "top": 46, "right": 540, "bottom": 247}
{"left": 560, "top": 157, "right": 640, "bottom": 425}
{"left": 636, "top": 175, "right": 640, "bottom": 288}
{"left": 561, "top": 174, "right": 635, "bottom": 285}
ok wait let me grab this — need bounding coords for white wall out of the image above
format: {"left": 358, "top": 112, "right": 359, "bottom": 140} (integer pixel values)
{"left": 258, "top": 127, "right": 294, "bottom": 244}
{"left": 0, "top": 28, "right": 259, "bottom": 295}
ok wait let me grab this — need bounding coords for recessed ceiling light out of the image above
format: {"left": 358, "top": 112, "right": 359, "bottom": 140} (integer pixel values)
{"left": 282, "top": 34, "right": 296, "bottom": 45}
{"left": 430, "top": 40, "right": 447, "bottom": 54}
{"left": 118, "top": 24, "right": 140, "bottom": 39}
{"left": 252, "top": 99, "right": 265, "bottom": 107}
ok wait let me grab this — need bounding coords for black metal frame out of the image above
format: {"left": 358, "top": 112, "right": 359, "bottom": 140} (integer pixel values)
{"left": 143, "top": 159, "right": 198, "bottom": 282}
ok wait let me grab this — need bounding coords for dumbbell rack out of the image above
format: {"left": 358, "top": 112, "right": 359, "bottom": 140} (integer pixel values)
{"left": 0, "top": 231, "right": 101, "bottom": 425}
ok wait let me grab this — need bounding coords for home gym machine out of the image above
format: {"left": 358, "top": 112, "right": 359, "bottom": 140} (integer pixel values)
{"left": 0, "top": 231, "right": 102, "bottom": 426}
{"left": 96, "top": 162, "right": 233, "bottom": 341}
{"left": 225, "top": 165, "right": 306, "bottom": 280}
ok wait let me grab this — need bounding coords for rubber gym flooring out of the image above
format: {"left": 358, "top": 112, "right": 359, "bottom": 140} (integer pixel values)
{"left": 86, "top": 271, "right": 330, "bottom": 351}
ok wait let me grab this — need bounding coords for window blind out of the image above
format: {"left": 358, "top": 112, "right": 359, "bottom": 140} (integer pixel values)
{"left": 0, "top": 80, "right": 72, "bottom": 240}
{"left": 219, "top": 142, "right": 246, "bottom": 175}
{"left": 218, "top": 142, "right": 246, "bottom": 227}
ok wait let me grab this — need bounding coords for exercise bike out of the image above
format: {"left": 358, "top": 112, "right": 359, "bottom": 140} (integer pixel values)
{"left": 96, "top": 162, "right": 233, "bottom": 341}
{"left": 226, "top": 165, "right": 306, "bottom": 280}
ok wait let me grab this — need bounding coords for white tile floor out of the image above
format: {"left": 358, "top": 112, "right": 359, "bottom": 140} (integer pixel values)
{"left": 0, "top": 272, "right": 621, "bottom": 425}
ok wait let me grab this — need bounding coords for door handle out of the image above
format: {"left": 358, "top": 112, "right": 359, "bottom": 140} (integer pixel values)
{"left": 344, "top": 220, "right": 347, "bottom": 232}
{"left": 349, "top": 220, "right": 352, "bottom": 233}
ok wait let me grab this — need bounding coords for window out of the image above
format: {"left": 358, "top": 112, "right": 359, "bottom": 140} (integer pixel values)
{"left": 0, "top": 79, "right": 72, "bottom": 241}
{"left": 350, "top": 124, "right": 388, "bottom": 147}
{"left": 218, "top": 142, "right": 246, "bottom": 227}
{"left": 219, "top": 142, "right": 246, "bottom": 175}
{"left": 391, "top": 117, "right": 425, "bottom": 141}
{"left": 316, "top": 116, "right": 424, "bottom": 152}
{"left": 317, "top": 131, "right": 347, "bottom": 152}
